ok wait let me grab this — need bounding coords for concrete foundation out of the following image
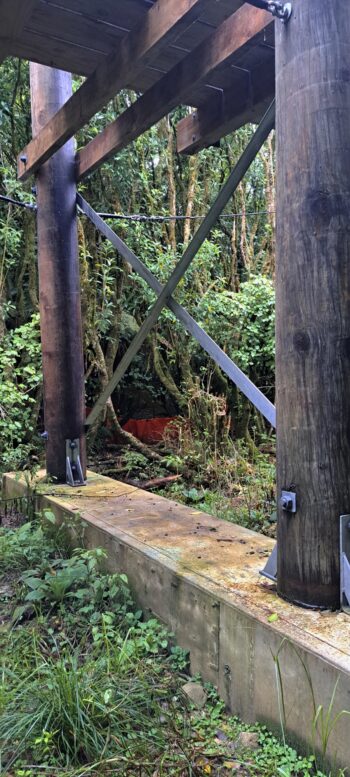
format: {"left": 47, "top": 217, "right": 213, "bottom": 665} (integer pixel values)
{"left": 3, "top": 470, "right": 350, "bottom": 769}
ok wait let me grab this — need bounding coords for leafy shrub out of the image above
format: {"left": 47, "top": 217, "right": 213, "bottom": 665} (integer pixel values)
{"left": 0, "top": 518, "right": 339, "bottom": 777}
{"left": 196, "top": 275, "right": 275, "bottom": 392}
{"left": 0, "top": 521, "right": 51, "bottom": 573}
{"left": 0, "top": 313, "right": 42, "bottom": 471}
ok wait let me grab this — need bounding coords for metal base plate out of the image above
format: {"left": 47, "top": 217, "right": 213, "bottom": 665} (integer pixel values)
{"left": 340, "top": 515, "right": 350, "bottom": 614}
{"left": 66, "top": 439, "right": 85, "bottom": 487}
{"left": 260, "top": 543, "right": 277, "bottom": 582}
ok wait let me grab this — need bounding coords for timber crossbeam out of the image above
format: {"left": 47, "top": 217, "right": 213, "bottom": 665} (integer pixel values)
{"left": 17, "top": 2, "right": 272, "bottom": 181}
{"left": 17, "top": 0, "right": 217, "bottom": 181}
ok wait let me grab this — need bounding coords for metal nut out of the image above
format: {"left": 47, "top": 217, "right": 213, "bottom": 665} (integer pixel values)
{"left": 281, "top": 496, "right": 293, "bottom": 511}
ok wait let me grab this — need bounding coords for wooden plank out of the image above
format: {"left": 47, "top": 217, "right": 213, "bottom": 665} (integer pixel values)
{"left": 0, "top": 0, "right": 37, "bottom": 62}
{"left": 78, "top": 194, "right": 276, "bottom": 427}
{"left": 12, "top": 29, "right": 106, "bottom": 74}
{"left": 0, "top": 0, "right": 37, "bottom": 37}
{"left": 77, "top": 5, "right": 271, "bottom": 180}
{"left": 27, "top": 4, "right": 127, "bottom": 56}
{"left": 176, "top": 57, "right": 275, "bottom": 153}
{"left": 199, "top": 0, "right": 242, "bottom": 25}
{"left": 43, "top": 0, "right": 153, "bottom": 29}
{"left": 83, "top": 101, "right": 275, "bottom": 427}
{"left": 17, "top": 0, "right": 216, "bottom": 180}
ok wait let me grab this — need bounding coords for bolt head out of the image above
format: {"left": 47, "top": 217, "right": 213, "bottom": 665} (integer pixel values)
{"left": 281, "top": 496, "right": 293, "bottom": 511}
{"left": 283, "top": 2, "right": 292, "bottom": 21}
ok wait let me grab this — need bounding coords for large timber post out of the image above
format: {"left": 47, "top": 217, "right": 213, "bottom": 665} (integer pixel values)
{"left": 276, "top": 1, "right": 350, "bottom": 608}
{"left": 30, "top": 65, "right": 86, "bottom": 482}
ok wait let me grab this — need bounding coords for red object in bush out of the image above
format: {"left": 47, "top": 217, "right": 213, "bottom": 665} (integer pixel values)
{"left": 85, "top": 407, "right": 179, "bottom": 444}
{"left": 122, "top": 417, "right": 177, "bottom": 444}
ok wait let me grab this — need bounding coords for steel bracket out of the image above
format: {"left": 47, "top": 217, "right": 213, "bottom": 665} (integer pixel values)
{"left": 268, "top": 1, "right": 292, "bottom": 21}
{"left": 280, "top": 490, "right": 297, "bottom": 514}
{"left": 340, "top": 515, "right": 350, "bottom": 613}
{"left": 66, "top": 439, "right": 85, "bottom": 487}
{"left": 260, "top": 543, "right": 277, "bottom": 582}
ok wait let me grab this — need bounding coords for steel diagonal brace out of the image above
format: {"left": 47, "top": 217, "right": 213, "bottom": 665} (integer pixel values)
{"left": 78, "top": 195, "right": 276, "bottom": 428}
{"left": 82, "top": 101, "right": 276, "bottom": 430}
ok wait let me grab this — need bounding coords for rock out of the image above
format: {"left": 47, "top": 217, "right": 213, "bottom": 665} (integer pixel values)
{"left": 182, "top": 681, "right": 207, "bottom": 709}
{"left": 236, "top": 731, "right": 260, "bottom": 750}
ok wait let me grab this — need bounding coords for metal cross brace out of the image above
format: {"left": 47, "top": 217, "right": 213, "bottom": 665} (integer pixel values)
{"left": 79, "top": 195, "right": 276, "bottom": 429}
{"left": 82, "top": 101, "right": 276, "bottom": 430}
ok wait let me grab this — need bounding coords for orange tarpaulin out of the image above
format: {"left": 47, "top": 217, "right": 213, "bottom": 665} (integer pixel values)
{"left": 122, "top": 417, "right": 177, "bottom": 444}
{"left": 86, "top": 407, "right": 178, "bottom": 444}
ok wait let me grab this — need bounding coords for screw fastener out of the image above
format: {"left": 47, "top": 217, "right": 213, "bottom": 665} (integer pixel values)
{"left": 280, "top": 490, "right": 297, "bottom": 514}
{"left": 267, "top": 1, "right": 292, "bottom": 22}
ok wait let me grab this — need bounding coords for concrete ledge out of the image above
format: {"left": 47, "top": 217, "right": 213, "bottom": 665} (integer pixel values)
{"left": 3, "top": 470, "right": 350, "bottom": 769}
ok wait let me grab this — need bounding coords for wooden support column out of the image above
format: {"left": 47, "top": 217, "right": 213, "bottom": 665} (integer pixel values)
{"left": 30, "top": 64, "right": 85, "bottom": 482}
{"left": 276, "top": 1, "right": 350, "bottom": 608}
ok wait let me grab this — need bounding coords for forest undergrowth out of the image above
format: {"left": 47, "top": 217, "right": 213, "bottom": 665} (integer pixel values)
{"left": 0, "top": 506, "right": 338, "bottom": 777}
{"left": 90, "top": 402, "right": 277, "bottom": 540}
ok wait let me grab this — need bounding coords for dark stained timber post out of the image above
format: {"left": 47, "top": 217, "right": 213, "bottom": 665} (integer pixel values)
{"left": 276, "top": 1, "right": 350, "bottom": 608}
{"left": 30, "top": 64, "right": 86, "bottom": 482}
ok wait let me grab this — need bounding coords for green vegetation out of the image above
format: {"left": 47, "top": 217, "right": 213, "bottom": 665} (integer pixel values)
{"left": 0, "top": 314, "right": 42, "bottom": 471}
{"left": 0, "top": 511, "right": 339, "bottom": 777}
{"left": 0, "top": 57, "right": 276, "bottom": 478}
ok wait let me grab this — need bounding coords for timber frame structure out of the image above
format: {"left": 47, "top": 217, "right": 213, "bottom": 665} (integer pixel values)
{"left": 2, "top": 0, "right": 350, "bottom": 612}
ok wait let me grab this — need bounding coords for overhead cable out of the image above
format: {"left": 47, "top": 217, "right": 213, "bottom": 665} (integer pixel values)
{"left": 0, "top": 193, "right": 274, "bottom": 222}
{"left": 95, "top": 209, "right": 275, "bottom": 222}
{"left": 0, "top": 193, "right": 36, "bottom": 210}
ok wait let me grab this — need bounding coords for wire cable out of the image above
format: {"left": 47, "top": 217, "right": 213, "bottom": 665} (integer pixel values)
{"left": 0, "top": 192, "right": 274, "bottom": 222}
{"left": 95, "top": 209, "right": 275, "bottom": 222}
{"left": 0, "top": 193, "right": 36, "bottom": 210}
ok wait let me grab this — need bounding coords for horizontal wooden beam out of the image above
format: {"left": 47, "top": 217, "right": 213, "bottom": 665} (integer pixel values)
{"left": 176, "top": 58, "right": 275, "bottom": 154}
{"left": 17, "top": 0, "right": 216, "bottom": 181}
{"left": 77, "top": 4, "right": 271, "bottom": 180}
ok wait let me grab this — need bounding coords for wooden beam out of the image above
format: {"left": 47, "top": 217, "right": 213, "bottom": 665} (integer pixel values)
{"left": 17, "top": 0, "right": 219, "bottom": 181}
{"left": 77, "top": 4, "right": 271, "bottom": 180}
{"left": 176, "top": 58, "right": 275, "bottom": 154}
{"left": 0, "top": 0, "right": 37, "bottom": 63}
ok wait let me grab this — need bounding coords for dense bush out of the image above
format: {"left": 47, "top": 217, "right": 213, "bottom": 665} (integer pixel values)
{"left": 0, "top": 57, "right": 277, "bottom": 461}
{"left": 0, "top": 314, "right": 42, "bottom": 471}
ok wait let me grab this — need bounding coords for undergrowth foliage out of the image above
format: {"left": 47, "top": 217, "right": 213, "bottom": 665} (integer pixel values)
{"left": 0, "top": 313, "right": 42, "bottom": 473}
{"left": 0, "top": 510, "right": 343, "bottom": 777}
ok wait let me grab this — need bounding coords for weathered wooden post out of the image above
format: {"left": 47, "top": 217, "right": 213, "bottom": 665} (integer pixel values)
{"left": 276, "top": 0, "right": 350, "bottom": 608}
{"left": 30, "top": 64, "right": 86, "bottom": 482}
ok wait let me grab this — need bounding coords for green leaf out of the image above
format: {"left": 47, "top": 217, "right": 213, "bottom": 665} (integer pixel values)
{"left": 25, "top": 589, "right": 45, "bottom": 602}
